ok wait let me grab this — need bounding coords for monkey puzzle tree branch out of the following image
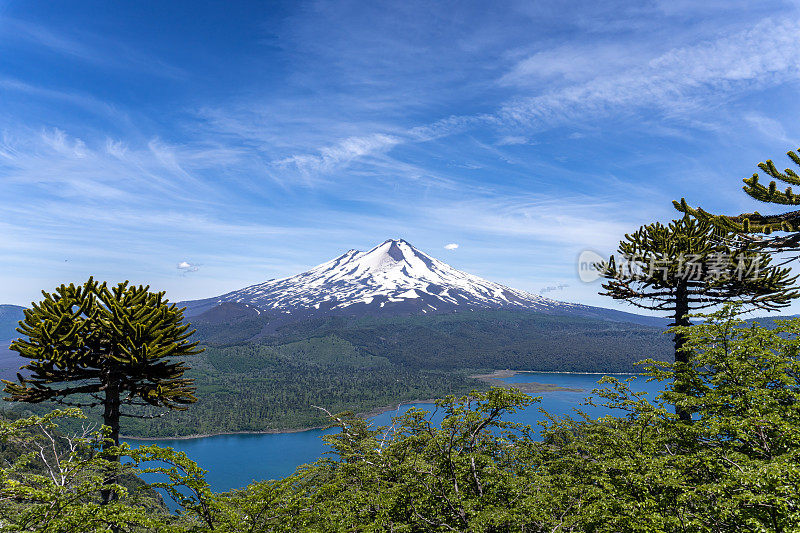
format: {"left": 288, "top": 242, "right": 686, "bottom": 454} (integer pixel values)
{"left": 675, "top": 148, "right": 800, "bottom": 249}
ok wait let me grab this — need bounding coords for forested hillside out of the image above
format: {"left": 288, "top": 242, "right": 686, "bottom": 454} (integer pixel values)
{"left": 118, "top": 310, "right": 672, "bottom": 437}
{"left": 193, "top": 308, "right": 674, "bottom": 372}
{"left": 4, "top": 309, "right": 673, "bottom": 437}
{"left": 120, "top": 340, "right": 482, "bottom": 436}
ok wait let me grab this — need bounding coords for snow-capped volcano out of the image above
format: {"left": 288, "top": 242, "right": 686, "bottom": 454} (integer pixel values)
{"left": 189, "top": 239, "right": 575, "bottom": 317}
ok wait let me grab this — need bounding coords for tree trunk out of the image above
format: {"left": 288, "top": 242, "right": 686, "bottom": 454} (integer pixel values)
{"left": 673, "top": 283, "right": 692, "bottom": 422}
{"left": 101, "top": 372, "right": 121, "bottom": 505}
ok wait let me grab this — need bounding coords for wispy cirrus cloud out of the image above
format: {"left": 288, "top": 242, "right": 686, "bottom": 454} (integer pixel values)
{"left": 498, "top": 42, "right": 644, "bottom": 87}
{"left": 274, "top": 133, "right": 400, "bottom": 177}
{"left": 251, "top": 16, "right": 800, "bottom": 182}
{"left": 0, "top": 78, "right": 128, "bottom": 123}
{"left": 428, "top": 195, "right": 653, "bottom": 251}
{"left": 496, "top": 136, "right": 533, "bottom": 146}
{"left": 499, "top": 17, "right": 800, "bottom": 126}
{"left": 0, "top": 17, "right": 186, "bottom": 78}
{"left": 1, "top": 127, "right": 231, "bottom": 202}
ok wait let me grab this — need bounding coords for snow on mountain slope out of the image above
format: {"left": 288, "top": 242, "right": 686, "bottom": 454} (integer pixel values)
{"left": 201, "top": 239, "right": 578, "bottom": 315}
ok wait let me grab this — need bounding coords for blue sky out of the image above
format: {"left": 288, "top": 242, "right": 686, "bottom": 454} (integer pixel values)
{"left": 2, "top": 0, "right": 800, "bottom": 314}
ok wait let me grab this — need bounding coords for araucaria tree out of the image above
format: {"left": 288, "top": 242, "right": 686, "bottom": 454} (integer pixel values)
{"left": 675, "top": 147, "right": 800, "bottom": 251}
{"left": 3, "top": 278, "right": 200, "bottom": 500}
{"left": 596, "top": 216, "right": 798, "bottom": 420}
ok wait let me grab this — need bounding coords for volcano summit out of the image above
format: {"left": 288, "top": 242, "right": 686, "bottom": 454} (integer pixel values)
{"left": 183, "top": 239, "right": 584, "bottom": 318}
{"left": 182, "top": 239, "right": 666, "bottom": 328}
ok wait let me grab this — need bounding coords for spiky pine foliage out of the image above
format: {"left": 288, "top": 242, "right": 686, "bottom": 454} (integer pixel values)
{"left": 675, "top": 148, "right": 800, "bottom": 248}
{"left": 3, "top": 278, "right": 200, "bottom": 449}
{"left": 598, "top": 217, "right": 798, "bottom": 313}
{"left": 596, "top": 217, "right": 798, "bottom": 420}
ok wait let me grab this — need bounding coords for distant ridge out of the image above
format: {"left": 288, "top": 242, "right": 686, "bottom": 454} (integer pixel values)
{"left": 0, "top": 305, "right": 25, "bottom": 379}
{"left": 0, "top": 304, "right": 25, "bottom": 343}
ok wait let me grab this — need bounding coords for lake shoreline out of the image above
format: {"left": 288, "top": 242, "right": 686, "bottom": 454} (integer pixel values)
{"left": 122, "top": 370, "right": 628, "bottom": 441}
{"left": 122, "top": 398, "right": 440, "bottom": 441}
{"left": 122, "top": 425, "right": 328, "bottom": 441}
{"left": 490, "top": 369, "right": 644, "bottom": 375}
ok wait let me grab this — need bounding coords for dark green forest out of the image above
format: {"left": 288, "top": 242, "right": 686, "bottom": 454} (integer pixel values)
{"left": 133, "top": 311, "right": 673, "bottom": 436}
{"left": 241, "top": 310, "right": 674, "bottom": 372}
{"left": 192, "top": 309, "right": 674, "bottom": 374}
{"left": 4, "top": 310, "right": 673, "bottom": 437}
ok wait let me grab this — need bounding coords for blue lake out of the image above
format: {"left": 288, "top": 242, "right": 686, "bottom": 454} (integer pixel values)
{"left": 124, "top": 372, "right": 666, "bottom": 496}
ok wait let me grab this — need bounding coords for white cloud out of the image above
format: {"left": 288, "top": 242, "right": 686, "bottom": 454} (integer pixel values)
{"left": 274, "top": 133, "right": 401, "bottom": 176}
{"left": 105, "top": 138, "right": 128, "bottom": 158}
{"left": 500, "top": 17, "right": 800, "bottom": 126}
{"left": 177, "top": 261, "right": 199, "bottom": 273}
{"left": 496, "top": 136, "right": 532, "bottom": 146}
{"left": 40, "top": 128, "right": 87, "bottom": 158}
{"left": 499, "top": 42, "right": 642, "bottom": 86}
{"left": 743, "top": 113, "right": 796, "bottom": 145}
{"left": 444, "top": 243, "right": 459, "bottom": 250}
